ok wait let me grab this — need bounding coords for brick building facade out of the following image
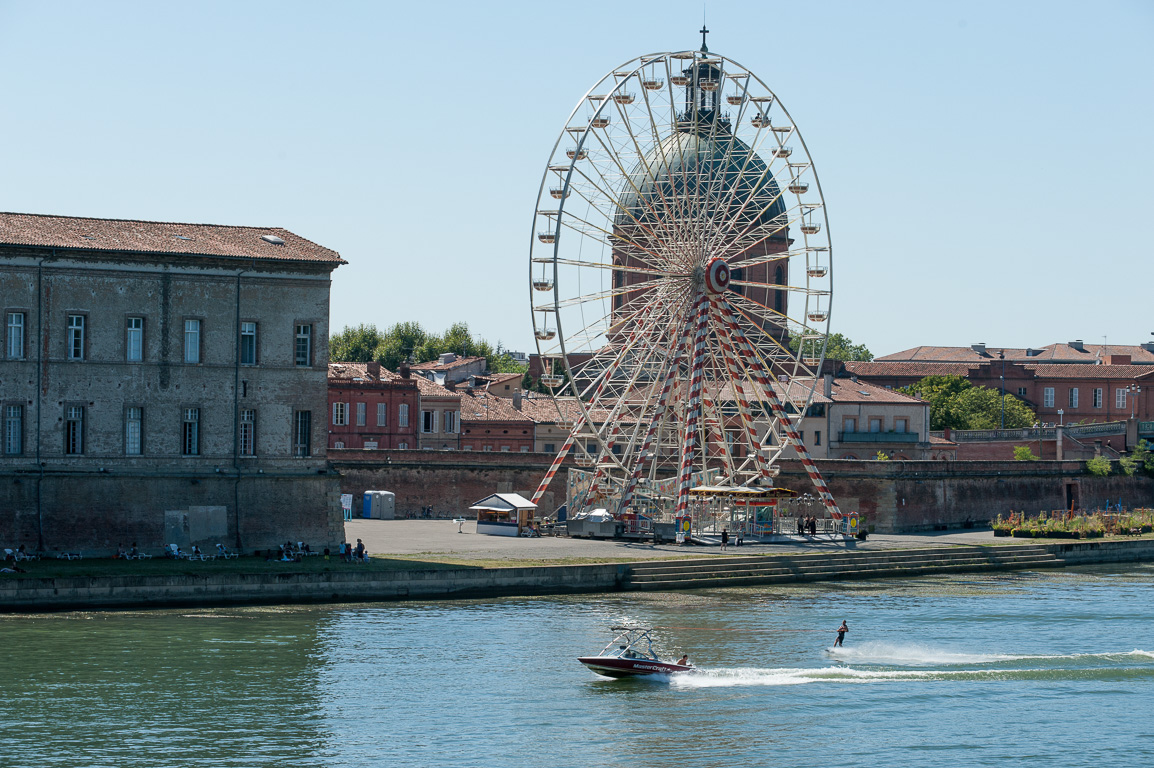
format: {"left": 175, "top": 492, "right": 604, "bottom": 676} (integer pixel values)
{"left": 327, "top": 362, "right": 419, "bottom": 450}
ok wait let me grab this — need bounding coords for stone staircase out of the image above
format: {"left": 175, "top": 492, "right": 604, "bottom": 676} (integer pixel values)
{"left": 623, "top": 545, "right": 1064, "bottom": 591}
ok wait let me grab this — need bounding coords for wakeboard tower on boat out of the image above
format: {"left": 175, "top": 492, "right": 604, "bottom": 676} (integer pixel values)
{"left": 578, "top": 627, "right": 693, "bottom": 678}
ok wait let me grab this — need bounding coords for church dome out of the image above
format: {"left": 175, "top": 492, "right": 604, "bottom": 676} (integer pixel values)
{"left": 614, "top": 130, "right": 787, "bottom": 234}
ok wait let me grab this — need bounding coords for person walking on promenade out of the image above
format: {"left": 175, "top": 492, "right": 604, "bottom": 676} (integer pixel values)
{"left": 720, "top": 529, "right": 729, "bottom": 552}
{"left": 834, "top": 620, "right": 849, "bottom": 647}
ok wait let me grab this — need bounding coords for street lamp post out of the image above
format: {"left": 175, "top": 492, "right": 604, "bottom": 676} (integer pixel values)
{"left": 999, "top": 351, "right": 1005, "bottom": 431}
{"left": 1128, "top": 384, "right": 1141, "bottom": 419}
{"left": 1058, "top": 408, "right": 1064, "bottom": 426}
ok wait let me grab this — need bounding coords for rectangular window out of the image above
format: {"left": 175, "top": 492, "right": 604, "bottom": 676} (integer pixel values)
{"left": 543, "top": 443, "right": 556, "bottom": 453}
{"left": 895, "top": 418, "right": 908, "bottom": 433}
{"left": 398, "top": 441, "right": 409, "bottom": 450}
{"left": 67, "top": 315, "right": 85, "bottom": 360}
{"left": 1094, "top": 388, "right": 1103, "bottom": 408}
{"left": 500, "top": 445, "right": 510, "bottom": 452}
{"left": 65, "top": 405, "right": 84, "bottom": 455}
{"left": 294, "top": 324, "right": 312, "bottom": 367}
{"left": 1043, "top": 387, "right": 1055, "bottom": 408}
{"left": 240, "top": 321, "right": 257, "bottom": 365}
{"left": 126, "top": 316, "right": 144, "bottom": 362}
{"left": 4, "top": 404, "right": 23, "bottom": 455}
{"left": 844, "top": 417, "right": 856, "bottom": 433}
{"left": 294, "top": 410, "right": 312, "bottom": 457}
{"left": 125, "top": 406, "right": 142, "bottom": 455}
{"left": 868, "top": 418, "right": 882, "bottom": 433}
{"left": 333, "top": 440, "right": 345, "bottom": 450}
{"left": 1017, "top": 387, "right": 1027, "bottom": 397}
{"left": 356, "top": 402, "right": 366, "bottom": 427}
{"left": 520, "top": 446, "right": 530, "bottom": 452}
{"left": 6, "top": 312, "right": 25, "bottom": 359}
{"left": 1116, "top": 388, "right": 1127, "bottom": 409}
{"left": 1070, "top": 388, "right": 1079, "bottom": 409}
{"left": 240, "top": 409, "right": 255, "bottom": 456}
{"left": 399, "top": 403, "right": 409, "bottom": 428}
{"left": 482, "top": 445, "right": 492, "bottom": 452}
{"left": 182, "top": 408, "right": 200, "bottom": 455}
{"left": 377, "top": 403, "right": 387, "bottom": 427}
{"left": 814, "top": 430, "right": 821, "bottom": 446}
{"left": 422, "top": 410, "right": 437, "bottom": 434}
{"left": 184, "top": 319, "right": 201, "bottom": 363}
{"left": 444, "top": 411, "right": 457, "bottom": 434}
{"left": 332, "top": 402, "right": 348, "bottom": 426}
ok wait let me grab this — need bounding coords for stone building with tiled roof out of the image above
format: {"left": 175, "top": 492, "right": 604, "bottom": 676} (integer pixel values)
{"left": 0, "top": 211, "right": 345, "bottom": 554}
{"left": 413, "top": 373, "right": 462, "bottom": 450}
{"left": 878, "top": 340, "right": 1154, "bottom": 366}
{"left": 458, "top": 389, "right": 535, "bottom": 452}
{"left": 411, "top": 353, "right": 487, "bottom": 386}
{"left": 846, "top": 359, "right": 1153, "bottom": 436}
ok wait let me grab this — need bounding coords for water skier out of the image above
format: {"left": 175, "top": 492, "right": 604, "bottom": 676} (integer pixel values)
{"left": 834, "top": 620, "right": 848, "bottom": 647}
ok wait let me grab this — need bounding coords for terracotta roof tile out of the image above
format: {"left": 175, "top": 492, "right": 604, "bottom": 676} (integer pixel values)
{"left": 0, "top": 211, "right": 344, "bottom": 265}
{"left": 411, "top": 355, "right": 486, "bottom": 372}
{"left": 458, "top": 391, "right": 534, "bottom": 423}
{"left": 876, "top": 343, "right": 1154, "bottom": 365}
{"left": 412, "top": 376, "right": 461, "bottom": 400}
{"left": 845, "top": 361, "right": 978, "bottom": 377}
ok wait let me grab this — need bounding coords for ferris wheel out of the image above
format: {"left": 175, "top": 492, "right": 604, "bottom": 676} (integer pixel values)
{"left": 529, "top": 43, "right": 840, "bottom": 517}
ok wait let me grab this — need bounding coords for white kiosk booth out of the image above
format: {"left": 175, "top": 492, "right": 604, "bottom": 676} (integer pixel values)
{"left": 470, "top": 493, "right": 537, "bottom": 536}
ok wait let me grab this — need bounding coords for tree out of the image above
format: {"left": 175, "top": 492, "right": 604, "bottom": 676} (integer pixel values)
{"left": 329, "top": 320, "right": 526, "bottom": 374}
{"left": 945, "top": 386, "right": 1036, "bottom": 430}
{"left": 1120, "top": 439, "right": 1153, "bottom": 476}
{"left": 900, "top": 375, "right": 1035, "bottom": 430}
{"left": 329, "top": 324, "right": 385, "bottom": 364}
{"left": 789, "top": 332, "right": 873, "bottom": 362}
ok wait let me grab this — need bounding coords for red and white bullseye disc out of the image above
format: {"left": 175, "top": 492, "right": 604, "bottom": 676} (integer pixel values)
{"left": 705, "top": 258, "right": 730, "bottom": 294}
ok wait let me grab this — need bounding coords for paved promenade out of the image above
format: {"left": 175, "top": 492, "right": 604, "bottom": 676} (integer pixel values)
{"left": 344, "top": 518, "right": 997, "bottom": 562}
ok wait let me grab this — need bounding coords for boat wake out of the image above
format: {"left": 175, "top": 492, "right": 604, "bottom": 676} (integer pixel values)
{"left": 668, "top": 645, "right": 1154, "bottom": 688}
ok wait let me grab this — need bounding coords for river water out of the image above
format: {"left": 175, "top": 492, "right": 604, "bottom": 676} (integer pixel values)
{"left": 2, "top": 565, "right": 1152, "bottom": 768}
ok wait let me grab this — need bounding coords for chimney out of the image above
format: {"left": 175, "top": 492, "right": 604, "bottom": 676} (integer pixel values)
{"left": 823, "top": 373, "right": 833, "bottom": 399}
{"left": 366, "top": 361, "right": 381, "bottom": 378}
{"left": 399, "top": 360, "right": 410, "bottom": 379}
{"left": 970, "top": 343, "right": 987, "bottom": 355}
{"left": 1069, "top": 340, "right": 1085, "bottom": 352}
{"left": 1107, "top": 354, "right": 1131, "bottom": 366}
{"left": 513, "top": 390, "right": 522, "bottom": 410}
{"left": 438, "top": 352, "right": 456, "bottom": 365}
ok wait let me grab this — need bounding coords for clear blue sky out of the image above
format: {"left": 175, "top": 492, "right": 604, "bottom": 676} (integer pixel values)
{"left": 2, "top": 1, "right": 1151, "bottom": 358}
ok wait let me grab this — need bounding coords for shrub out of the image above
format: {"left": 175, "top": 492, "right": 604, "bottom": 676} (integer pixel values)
{"left": 1014, "top": 446, "right": 1040, "bottom": 461}
{"left": 1086, "top": 456, "right": 1112, "bottom": 476}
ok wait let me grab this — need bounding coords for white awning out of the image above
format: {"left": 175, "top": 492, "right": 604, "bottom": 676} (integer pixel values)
{"left": 468, "top": 493, "right": 538, "bottom": 512}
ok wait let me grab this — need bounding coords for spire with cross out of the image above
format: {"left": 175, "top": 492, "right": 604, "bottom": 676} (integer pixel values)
{"left": 700, "top": 24, "right": 709, "bottom": 52}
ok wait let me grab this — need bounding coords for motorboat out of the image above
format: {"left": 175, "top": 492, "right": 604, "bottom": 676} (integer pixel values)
{"left": 578, "top": 627, "right": 693, "bottom": 678}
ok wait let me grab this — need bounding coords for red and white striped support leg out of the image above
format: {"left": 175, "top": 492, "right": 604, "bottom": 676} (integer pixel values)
{"left": 709, "top": 296, "right": 774, "bottom": 484}
{"left": 674, "top": 293, "right": 712, "bottom": 516}
{"left": 715, "top": 297, "right": 841, "bottom": 516}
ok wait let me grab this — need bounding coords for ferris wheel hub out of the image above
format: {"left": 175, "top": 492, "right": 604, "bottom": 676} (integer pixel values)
{"left": 704, "top": 257, "right": 731, "bottom": 294}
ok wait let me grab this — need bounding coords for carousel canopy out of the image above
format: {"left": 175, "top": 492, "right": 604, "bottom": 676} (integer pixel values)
{"left": 688, "top": 485, "right": 798, "bottom": 499}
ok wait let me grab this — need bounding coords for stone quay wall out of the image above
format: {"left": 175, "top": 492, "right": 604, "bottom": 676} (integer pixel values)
{"left": 0, "top": 469, "right": 343, "bottom": 556}
{"left": 330, "top": 451, "right": 1154, "bottom": 533}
